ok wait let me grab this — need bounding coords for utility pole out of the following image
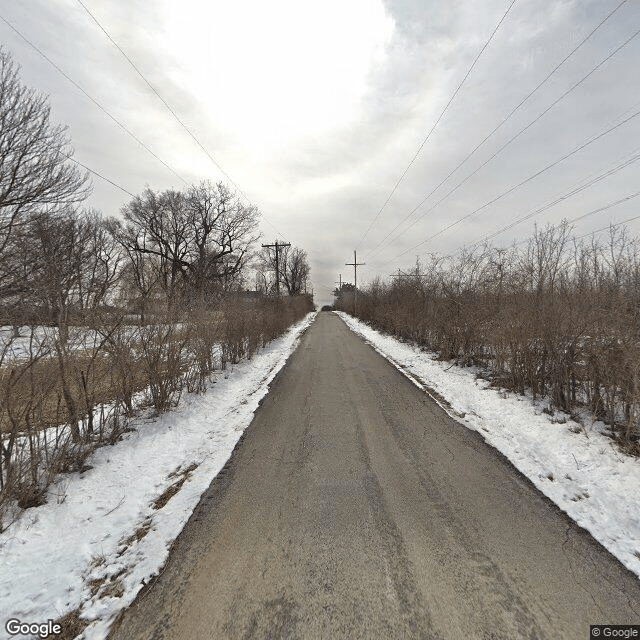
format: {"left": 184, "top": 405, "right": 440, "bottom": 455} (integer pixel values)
{"left": 345, "top": 250, "right": 365, "bottom": 315}
{"left": 262, "top": 239, "right": 291, "bottom": 295}
{"left": 334, "top": 273, "right": 343, "bottom": 307}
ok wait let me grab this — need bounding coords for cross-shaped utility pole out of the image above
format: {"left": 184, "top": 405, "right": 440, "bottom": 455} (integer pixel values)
{"left": 262, "top": 239, "right": 291, "bottom": 295}
{"left": 345, "top": 250, "right": 365, "bottom": 315}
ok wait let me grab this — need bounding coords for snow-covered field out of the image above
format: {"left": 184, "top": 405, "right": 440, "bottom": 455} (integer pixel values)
{"left": 0, "top": 325, "right": 125, "bottom": 362}
{"left": 337, "top": 311, "right": 640, "bottom": 580}
{"left": 0, "top": 323, "right": 189, "bottom": 362}
{"left": 0, "top": 312, "right": 316, "bottom": 640}
{"left": 0, "top": 325, "right": 58, "bottom": 361}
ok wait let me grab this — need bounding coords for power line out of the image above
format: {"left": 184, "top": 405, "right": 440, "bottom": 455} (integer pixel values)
{"left": 62, "top": 152, "right": 135, "bottom": 197}
{"left": 470, "top": 147, "right": 640, "bottom": 247}
{"left": 370, "top": 23, "right": 640, "bottom": 263}
{"left": 0, "top": 13, "right": 189, "bottom": 186}
{"left": 368, "top": 21, "right": 640, "bottom": 262}
{"left": 390, "top": 191, "right": 640, "bottom": 277}
{"left": 356, "top": 0, "right": 518, "bottom": 249}
{"left": 73, "top": 0, "right": 290, "bottom": 243}
{"left": 505, "top": 191, "right": 640, "bottom": 249}
{"left": 412, "top": 142, "right": 640, "bottom": 256}
{"left": 375, "top": 196, "right": 640, "bottom": 283}
{"left": 575, "top": 210, "right": 640, "bottom": 239}
{"left": 379, "top": 107, "right": 640, "bottom": 266}
{"left": 376, "top": 194, "right": 640, "bottom": 283}
{"left": 364, "top": 0, "right": 628, "bottom": 259}
{"left": 428, "top": 103, "right": 640, "bottom": 255}
{"left": 75, "top": 1, "right": 238, "bottom": 196}
{"left": 567, "top": 190, "right": 640, "bottom": 226}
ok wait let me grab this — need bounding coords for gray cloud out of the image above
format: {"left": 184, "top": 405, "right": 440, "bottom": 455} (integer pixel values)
{"left": 1, "top": 0, "right": 638, "bottom": 306}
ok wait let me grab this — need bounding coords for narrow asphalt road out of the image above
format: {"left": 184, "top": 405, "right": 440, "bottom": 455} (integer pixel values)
{"left": 111, "top": 312, "right": 640, "bottom": 640}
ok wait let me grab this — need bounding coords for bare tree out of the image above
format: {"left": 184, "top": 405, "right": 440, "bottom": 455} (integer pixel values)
{"left": 0, "top": 48, "right": 90, "bottom": 260}
{"left": 120, "top": 182, "right": 259, "bottom": 307}
{"left": 21, "top": 208, "right": 90, "bottom": 337}
{"left": 520, "top": 222, "right": 571, "bottom": 297}
{"left": 5, "top": 208, "right": 121, "bottom": 440}
{"left": 77, "top": 212, "right": 123, "bottom": 313}
{"left": 258, "top": 244, "right": 311, "bottom": 295}
{"left": 114, "top": 229, "right": 163, "bottom": 323}
{"left": 280, "top": 246, "right": 310, "bottom": 295}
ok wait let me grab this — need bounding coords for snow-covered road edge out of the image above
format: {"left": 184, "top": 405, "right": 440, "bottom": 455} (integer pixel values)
{"left": 336, "top": 311, "right": 640, "bottom": 580}
{"left": 0, "top": 312, "right": 316, "bottom": 640}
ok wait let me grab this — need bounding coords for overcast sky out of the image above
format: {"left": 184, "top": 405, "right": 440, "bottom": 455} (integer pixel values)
{"left": 2, "top": 0, "right": 639, "bottom": 305}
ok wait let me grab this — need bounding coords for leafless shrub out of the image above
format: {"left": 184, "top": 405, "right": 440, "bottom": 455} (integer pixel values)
{"left": 137, "top": 319, "right": 188, "bottom": 412}
{"left": 184, "top": 308, "right": 222, "bottom": 392}
{"left": 0, "top": 291, "right": 312, "bottom": 528}
{"left": 340, "top": 222, "right": 640, "bottom": 455}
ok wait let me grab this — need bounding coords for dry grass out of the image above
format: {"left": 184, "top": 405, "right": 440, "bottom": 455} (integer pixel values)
{"left": 88, "top": 567, "right": 127, "bottom": 599}
{"left": 119, "top": 517, "right": 153, "bottom": 552}
{"left": 50, "top": 609, "right": 89, "bottom": 640}
{"left": 152, "top": 462, "right": 198, "bottom": 510}
{"left": 0, "top": 352, "right": 147, "bottom": 434}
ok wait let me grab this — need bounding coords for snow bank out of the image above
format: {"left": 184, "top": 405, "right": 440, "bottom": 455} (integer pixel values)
{"left": 0, "top": 312, "right": 316, "bottom": 640}
{"left": 337, "top": 312, "right": 640, "bottom": 580}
